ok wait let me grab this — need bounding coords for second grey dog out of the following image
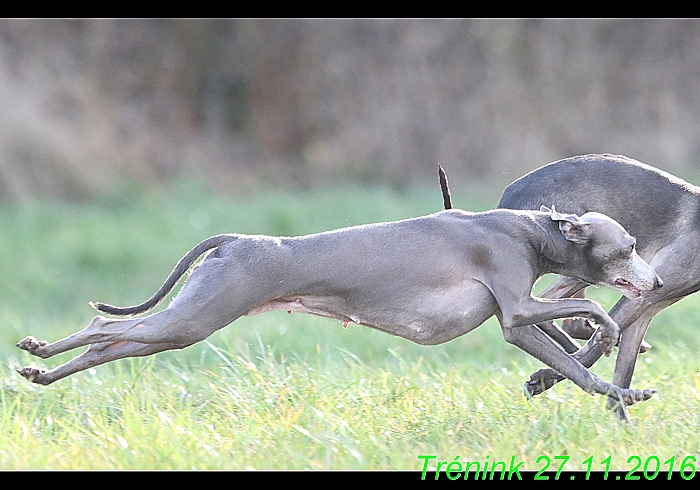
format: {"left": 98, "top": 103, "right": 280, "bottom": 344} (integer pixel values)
{"left": 17, "top": 206, "right": 660, "bottom": 413}
{"left": 497, "top": 153, "right": 698, "bottom": 417}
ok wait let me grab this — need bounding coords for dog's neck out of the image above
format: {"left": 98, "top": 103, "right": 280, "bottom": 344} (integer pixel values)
{"left": 530, "top": 213, "right": 591, "bottom": 281}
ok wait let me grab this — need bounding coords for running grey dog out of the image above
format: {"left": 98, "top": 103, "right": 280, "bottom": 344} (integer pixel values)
{"left": 17, "top": 204, "right": 661, "bottom": 411}
{"left": 494, "top": 153, "right": 699, "bottom": 418}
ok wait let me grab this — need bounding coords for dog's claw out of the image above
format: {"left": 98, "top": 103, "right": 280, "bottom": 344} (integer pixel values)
{"left": 16, "top": 336, "right": 49, "bottom": 358}
{"left": 17, "top": 366, "right": 49, "bottom": 385}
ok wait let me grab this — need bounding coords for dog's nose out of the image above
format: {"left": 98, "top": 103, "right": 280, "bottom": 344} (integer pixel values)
{"left": 654, "top": 276, "right": 663, "bottom": 290}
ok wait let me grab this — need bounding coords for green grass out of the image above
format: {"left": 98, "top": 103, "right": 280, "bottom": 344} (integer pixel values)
{"left": 1, "top": 179, "right": 699, "bottom": 470}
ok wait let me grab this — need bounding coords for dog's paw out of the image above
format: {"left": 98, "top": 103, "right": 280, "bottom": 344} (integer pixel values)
{"left": 523, "top": 368, "right": 564, "bottom": 398}
{"left": 16, "top": 366, "right": 49, "bottom": 385}
{"left": 604, "top": 387, "right": 656, "bottom": 421}
{"left": 16, "top": 336, "right": 48, "bottom": 358}
{"left": 523, "top": 380, "right": 540, "bottom": 399}
{"left": 621, "top": 388, "right": 656, "bottom": 405}
{"left": 596, "top": 324, "right": 620, "bottom": 357}
{"left": 607, "top": 387, "right": 656, "bottom": 407}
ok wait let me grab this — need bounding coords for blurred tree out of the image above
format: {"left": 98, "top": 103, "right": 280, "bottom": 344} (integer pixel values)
{"left": 1, "top": 18, "right": 700, "bottom": 200}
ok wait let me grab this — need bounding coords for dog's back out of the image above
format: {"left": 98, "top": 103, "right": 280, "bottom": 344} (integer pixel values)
{"left": 498, "top": 153, "right": 700, "bottom": 257}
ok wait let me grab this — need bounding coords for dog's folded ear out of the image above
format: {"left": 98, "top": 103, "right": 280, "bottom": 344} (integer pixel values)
{"left": 547, "top": 205, "right": 591, "bottom": 244}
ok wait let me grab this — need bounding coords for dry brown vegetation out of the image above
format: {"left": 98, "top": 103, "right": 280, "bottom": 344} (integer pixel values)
{"left": 2, "top": 19, "right": 700, "bottom": 200}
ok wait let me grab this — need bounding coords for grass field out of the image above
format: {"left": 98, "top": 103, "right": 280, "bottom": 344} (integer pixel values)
{"left": 1, "top": 180, "right": 699, "bottom": 471}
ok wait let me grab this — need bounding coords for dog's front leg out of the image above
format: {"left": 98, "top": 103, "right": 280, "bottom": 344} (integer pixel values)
{"left": 524, "top": 323, "right": 613, "bottom": 397}
{"left": 524, "top": 294, "right": 676, "bottom": 404}
{"left": 497, "top": 297, "right": 655, "bottom": 408}
{"left": 537, "top": 275, "right": 588, "bottom": 299}
{"left": 500, "top": 323, "right": 654, "bottom": 417}
{"left": 500, "top": 295, "right": 613, "bottom": 395}
{"left": 500, "top": 296, "right": 620, "bottom": 356}
{"left": 536, "top": 277, "right": 598, "bottom": 350}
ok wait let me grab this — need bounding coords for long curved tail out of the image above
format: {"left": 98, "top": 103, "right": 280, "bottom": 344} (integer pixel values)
{"left": 90, "top": 234, "right": 237, "bottom": 316}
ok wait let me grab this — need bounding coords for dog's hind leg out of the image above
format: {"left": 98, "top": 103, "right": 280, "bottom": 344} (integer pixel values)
{"left": 16, "top": 311, "right": 209, "bottom": 385}
{"left": 17, "top": 339, "right": 183, "bottom": 385}
{"left": 18, "top": 244, "right": 276, "bottom": 370}
{"left": 16, "top": 310, "right": 209, "bottom": 357}
{"left": 605, "top": 298, "right": 678, "bottom": 417}
{"left": 17, "top": 306, "right": 241, "bottom": 385}
{"left": 17, "top": 315, "right": 153, "bottom": 359}
{"left": 16, "top": 245, "right": 283, "bottom": 384}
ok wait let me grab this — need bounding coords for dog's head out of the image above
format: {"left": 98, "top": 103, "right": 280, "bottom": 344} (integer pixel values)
{"left": 542, "top": 205, "right": 663, "bottom": 299}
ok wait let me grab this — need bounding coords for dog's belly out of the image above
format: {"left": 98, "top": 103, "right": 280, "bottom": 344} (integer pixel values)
{"left": 245, "top": 280, "right": 498, "bottom": 345}
{"left": 370, "top": 282, "right": 498, "bottom": 345}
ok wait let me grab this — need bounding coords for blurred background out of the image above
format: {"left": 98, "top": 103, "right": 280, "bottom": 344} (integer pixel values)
{"left": 2, "top": 18, "right": 700, "bottom": 202}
